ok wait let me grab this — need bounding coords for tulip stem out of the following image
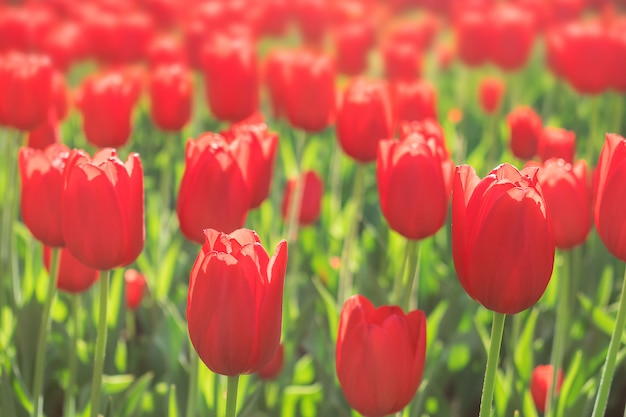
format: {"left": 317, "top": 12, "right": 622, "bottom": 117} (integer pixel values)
{"left": 587, "top": 96, "right": 600, "bottom": 164}
{"left": 64, "top": 295, "right": 80, "bottom": 417}
{"left": 337, "top": 163, "right": 367, "bottom": 307}
{"left": 89, "top": 269, "right": 110, "bottom": 417}
{"left": 186, "top": 351, "right": 198, "bottom": 417}
{"left": 285, "top": 130, "right": 307, "bottom": 244}
{"left": 225, "top": 375, "right": 240, "bottom": 417}
{"left": 546, "top": 251, "right": 570, "bottom": 417}
{"left": 31, "top": 247, "right": 60, "bottom": 417}
{"left": 591, "top": 265, "right": 626, "bottom": 417}
{"left": 478, "top": 311, "right": 506, "bottom": 417}
{"left": 394, "top": 239, "right": 421, "bottom": 311}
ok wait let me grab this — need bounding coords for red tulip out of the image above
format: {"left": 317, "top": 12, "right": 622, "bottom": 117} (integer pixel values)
{"left": 201, "top": 34, "right": 259, "bottom": 123}
{"left": 478, "top": 77, "right": 505, "bottom": 115}
{"left": 222, "top": 115, "right": 279, "bottom": 209}
{"left": 27, "top": 110, "right": 61, "bottom": 150}
{"left": 0, "top": 5, "right": 55, "bottom": 53}
{"left": 293, "top": 0, "right": 330, "bottom": 46}
{"left": 507, "top": 106, "right": 543, "bottom": 160}
{"left": 455, "top": 10, "right": 490, "bottom": 67}
{"left": 531, "top": 365, "right": 563, "bottom": 413}
{"left": 284, "top": 50, "right": 336, "bottom": 132}
{"left": 149, "top": 64, "right": 192, "bottom": 132}
{"left": 281, "top": 170, "right": 323, "bottom": 226}
{"left": 538, "top": 127, "right": 575, "bottom": 163}
{"left": 62, "top": 148, "right": 144, "bottom": 271}
{"left": 177, "top": 133, "right": 250, "bottom": 244}
{"left": 0, "top": 52, "right": 53, "bottom": 131}
{"left": 377, "top": 133, "right": 453, "bottom": 240}
{"left": 393, "top": 80, "right": 437, "bottom": 124}
{"left": 452, "top": 163, "right": 555, "bottom": 314}
{"left": 19, "top": 144, "right": 69, "bottom": 247}
{"left": 334, "top": 21, "right": 375, "bottom": 76}
{"left": 436, "top": 44, "right": 455, "bottom": 71}
{"left": 257, "top": 343, "right": 284, "bottom": 380}
{"left": 124, "top": 269, "right": 147, "bottom": 310}
{"left": 382, "top": 40, "right": 422, "bottom": 82}
{"left": 532, "top": 158, "right": 591, "bottom": 249}
{"left": 399, "top": 119, "right": 446, "bottom": 150}
{"left": 146, "top": 34, "right": 188, "bottom": 68}
{"left": 594, "top": 134, "right": 626, "bottom": 261}
{"left": 488, "top": 4, "right": 536, "bottom": 71}
{"left": 263, "top": 49, "right": 293, "bottom": 118}
{"left": 336, "top": 78, "right": 394, "bottom": 163}
{"left": 76, "top": 71, "right": 141, "bottom": 148}
{"left": 336, "top": 295, "right": 426, "bottom": 417}
{"left": 43, "top": 246, "right": 100, "bottom": 294}
{"left": 42, "top": 22, "right": 86, "bottom": 72}
{"left": 187, "top": 228, "right": 287, "bottom": 376}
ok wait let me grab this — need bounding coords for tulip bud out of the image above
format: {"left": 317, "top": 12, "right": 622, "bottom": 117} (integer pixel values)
{"left": 507, "top": 106, "right": 543, "bottom": 160}
{"left": 148, "top": 64, "right": 192, "bottom": 132}
{"left": 530, "top": 365, "right": 563, "bottom": 413}
{"left": 281, "top": 170, "right": 324, "bottom": 226}
{"left": 382, "top": 40, "right": 422, "bottom": 82}
{"left": 488, "top": 4, "right": 536, "bottom": 71}
{"left": 393, "top": 80, "right": 437, "bottom": 124}
{"left": 124, "top": 269, "right": 147, "bottom": 310}
{"left": 478, "top": 77, "right": 505, "bottom": 115}
{"left": 538, "top": 127, "right": 575, "bottom": 163}
{"left": 257, "top": 343, "right": 284, "bottom": 380}
{"left": 44, "top": 246, "right": 100, "bottom": 294}
{"left": 455, "top": 10, "right": 490, "bottom": 67}
{"left": 334, "top": 21, "right": 375, "bottom": 76}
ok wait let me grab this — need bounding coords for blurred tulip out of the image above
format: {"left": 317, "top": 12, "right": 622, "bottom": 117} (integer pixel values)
{"left": 202, "top": 35, "right": 259, "bottom": 123}
{"left": 489, "top": 4, "right": 536, "bottom": 71}
{"left": 336, "top": 295, "right": 426, "bottom": 417}
{"left": 0, "top": 5, "right": 55, "bottom": 53}
{"left": 77, "top": 71, "right": 141, "bottom": 148}
{"left": 62, "top": 148, "right": 144, "bottom": 270}
{"left": 19, "top": 144, "right": 69, "bottom": 247}
{"left": 281, "top": 170, "right": 323, "bottom": 226}
{"left": 382, "top": 40, "right": 422, "bottom": 82}
{"left": 594, "top": 134, "right": 626, "bottom": 261}
{"left": 27, "top": 110, "right": 61, "bottom": 150}
{"left": 336, "top": 78, "right": 394, "bottom": 163}
{"left": 478, "top": 77, "right": 505, "bottom": 115}
{"left": 507, "top": 106, "right": 543, "bottom": 160}
{"left": 452, "top": 164, "right": 555, "bottom": 314}
{"left": 334, "top": 21, "right": 375, "bottom": 76}
{"left": 532, "top": 158, "right": 591, "bottom": 249}
{"left": 177, "top": 133, "right": 250, "bottom": 244}
{"left": 124, "top": 269, "right": 147, "bottom": 310}
{"left": 293, "top": 0, "right": 329, "bottom": 46}
{"left": 538, "top": 127, "right": 576, "bottom": 163}
{"left": 146, "top": 34, "right": 187, "bottom": 68}
{"left": 51, "top": 71, "right": 69, "bottom": 121}
{"left": 377, "top": 133, "right": 453, "bottom": 240}
{"left": 257, "top": 343, "right": 284, "bottom": 380}
{"left": 393, "top": 80, "right": 437, "bottom": 124}
{"left": 42, "top": 22, "right": 86, "bottom": 71}
{"left": 264, "top": 49, "right": 293, "bottom": 118}
{"left": 530, "top": 365, "right": 563, "bottom": 413}
{"left": 187, "top": 228, "right": 287, "bottom": 376}
{"left": 149, "top": 64, "right": 192, "bottom": 132}
{"left": 44, "top": 246, "right": 99, "bottom": 294}
{"left": 0, "top": 52, "right": 53, "bottom": 131}
{"left": 436, "top": 44, "right": 455, "bottom": 71}
{"left": 398, "top": 118, "right": 446, "bottom": 149}
{"left": 455, "top": 10, "right": 490, "bottom": 67}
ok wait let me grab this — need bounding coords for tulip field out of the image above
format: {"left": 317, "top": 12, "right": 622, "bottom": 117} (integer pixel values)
{"left": 2, "top": 1, "right": 626, "bottom": 417}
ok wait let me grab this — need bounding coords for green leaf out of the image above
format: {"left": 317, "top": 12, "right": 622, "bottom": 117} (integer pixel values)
{"left": 426, "top": 300, "right": 449, "bottom": 355}
{"left": 155, "top": 237, "right": 183, "bottom": 300}
{"left": 312, "top": 276, "right": 338, "bottom": 343}
{"left": 102, "top": 374, "right": 135, "bottom": 396}
{"left": 578, "top": 293, "right": 625, "bottom": 343}
{"left": 447, "top": 343, "right": 470, "bottom": 372}
{"left": 514, "top": 308, "right": 539, "bottom": 382}
{"left": 168, "top": 385, "right": 179, "bottom": 417}
{"left": 293, "top": 355, "right": 315, "bottom": 386}
{"left": 116, "top": 372, "right": 154, "bottom": 417}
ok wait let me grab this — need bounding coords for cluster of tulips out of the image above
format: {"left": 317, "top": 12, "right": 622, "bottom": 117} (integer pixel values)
{"left": 1, "top": 0, "right": 626, "bottom": 416}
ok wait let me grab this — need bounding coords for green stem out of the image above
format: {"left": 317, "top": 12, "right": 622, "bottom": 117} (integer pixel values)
{"left": 478, "top": 312, "right": 507, "bottom": 417}
{"left": 546, "top": 251, "right": 570, "bottom": 417}
{"left": 31, "top": 248, "right": 60, "bottom": 417}
{"left": 89, "top": 270, "right": 110, "bottom": 417}
{"left": 337, "top": 164, "right": 367, "bottom": 307}
{"left": 64, "top": 295, "right": 80, "bottom": 417}
{"left": 587, "top": 96, "right": 600, "bottom": 164}
{"left": 394, "top": 239, "right": 421, "bottom": 311}
{"left": 225, "top": 375, "right": 240, "bottom": 417}
{"left": 186, "top": 351, "right": 198, "bottom": 417}
{"left": 285, "top": 130, "right": 307, "bottom": 244}
{"left": 591, "top": 266, "right": 626, "bottom": 417}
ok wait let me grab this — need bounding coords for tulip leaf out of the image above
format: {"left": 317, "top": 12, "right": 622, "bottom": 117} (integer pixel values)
{"left": 293, "top": 355, "right": 315, "bottom": 386}
{"left": 312, "top": 276, "right": 338, "bottom": 343}
{"left": 577, "top": 294, "right": 625, "bottom": 344}
{"left": 155, "top": 237, "right": 183, "bottom": 301}
{"left": 168, "top": 385, "right": 179, "bottom": 417}
{"left": 115, "top": 340, "right": 127, "bottom": 374}
{"left": 522, "top": 390, "right": 539, "bottom": 417}
{"left": 426, "top": 300, "right": 449, "bottom": 355}
{"left": 514, "top": 308, "right": 539, "bottom": 382}
{"left": 114, "top": 372, "right": 154, "bottom": 417}
{"left": 557, "top": 351, "right": 583, "bottom": 415}
{"left": 102, "top": 374, "right": 135, "bottom": 395}
{"left": 596, "top": 265, "right": 614, "bottom": 307}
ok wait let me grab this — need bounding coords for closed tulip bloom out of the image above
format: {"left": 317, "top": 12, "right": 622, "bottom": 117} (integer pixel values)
{"left": 44, "top": 246, "right": 100, "bottom": 294}
{"left": 455, "top": 10, "right": 490, "bottom": 67}
{"left": 62, "top": 148, "right": 144, "bottom": 271}
{"left": 399, "top": 119, "right": 447, "bottom": 150}
{"left": 281, "top": 170, "right": 324, "bottom": 226}
{"left": 507, "top": 106, "right": 543, "bottom": 160}
{"left": 27, "top": 110, "right": 61, "bottom": 150}
{"left": 382, "top": 40, "right": 422, "bottom": 82}
{"left": 594, "top": 134, "right": 626, "bottom": 261}
{"left": 77, "top": 71, "right": 141, "bottom": 148}
{"left": 177, "top": 133, "right": 250, "bottom": 244}
{"left": 257, "top": 343, "right": 284, "bottom": 380}
{"left": 538, "top": 127, "right": 575, "bottom": 163}
{"left": 285, "top": 50, "right": 336, "bottom": 132}
{"left": 336, "top": 78, "right": 394, "bottom": 163}
{"left": 334, "top": 21, "right": 375, "bottom": 76}
{"left": 293, "top": 0, "right": 329, "bottom": 46}
{"left": 19, "top": 144, "right": 69, "bottom": 247}
{"left": 149, "top": 64, "right": 192, "bottom": 132}
{"left": 202, "top": 35, "right": 259, "bottom": 123}
{"left": 377, "top": 134, "right": 453, "bottom": 240}
{"left": 187, "top": 228, "right": 287, "bottom": 376}
{"left": 452, "top": 164, "right": 555, "bottom": 314}
{"left": 264, "top": 49, "right": 293, "bottom": 118}
{"left": 336, "top": 295, "right": 426, "bottom": 417}
{"left": 0, "top": 52, "right": 53, "bottom": 131}
{"left": 222, "top": 116, "right": 279, "bottom": 209}
{"left": 124, "top": 269, "right": 147, "bottom": 310}
{"left": 146, "top": 35, "right": 187, "bottom": 68}
{"left": 488, "top": 4, "right": 536, "bottom": 71}
{"left": 478, "top": 77, "right": 505, "bottom": 115}
{"left": 531, "top": 365, "right": 563, "bottom": 413}
{"left": 393, "top": 80, "right": 437, "bottom": 124}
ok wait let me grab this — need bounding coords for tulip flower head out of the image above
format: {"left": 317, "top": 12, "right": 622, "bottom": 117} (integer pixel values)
{"left": 530, "top": 365, "right": 563, "bottom": 413}
{"left": 44, "top": 246, "right": 100, "bottom": 294}
{"left": 281, "top": 170, "right": 324, "bottom": 226}
{"left": 257, "top": 343, "right": 284, "bottom": 380}
{"left": 452, "top": 163, "right": 555, "bottom": 314}
{"left": 538, "top": 127, "right": 576, "bottom": 164}
{"left": 478, "top": 77, "right": 505, "bottom": 115}
{"left": 336, "top": 295, "right": 426, "bottom": 417}
{"left": 125, "top": 269, "right": 147, "bottom": 310}
{"left": 148, "top": 63, "right": 192, "bottom": 132}
{"left": 187, "top": 229, "right": 287, "bottom": 376}
{"left": 507, "top": 106, "right": 543, "bottom": 160}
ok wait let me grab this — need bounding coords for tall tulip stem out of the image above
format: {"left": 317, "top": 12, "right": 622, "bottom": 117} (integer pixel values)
{"left": 546, "top": 251, "right": 571, "bottom": 417}
{"left": 64, "top": 295, "right": 80, "bottom": 417}
{"left": 89, "top": 269, "right": 110, "bottom": 417}
{"left": 479, "top": 311, "right": 506, "bottom": 417}
{"left": 225, "top": 375, "right": 240, "bottom": 417}
{"left": 31, "top": 247, "right": 60, "bottom": 417}
{"left": 285, "top": 130, "right": 307, "bottom": 244}
{"left": 393, "top": 239, "right": 422, "bottom": 311}
{"left": 337, "top": 163, "right": 367, "bottom": 306}
{"left": 591, "top": 265, "right": 626, "bottom": 417}
{"left": 186, "top": 351, "right": 198, "bottom": 417}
